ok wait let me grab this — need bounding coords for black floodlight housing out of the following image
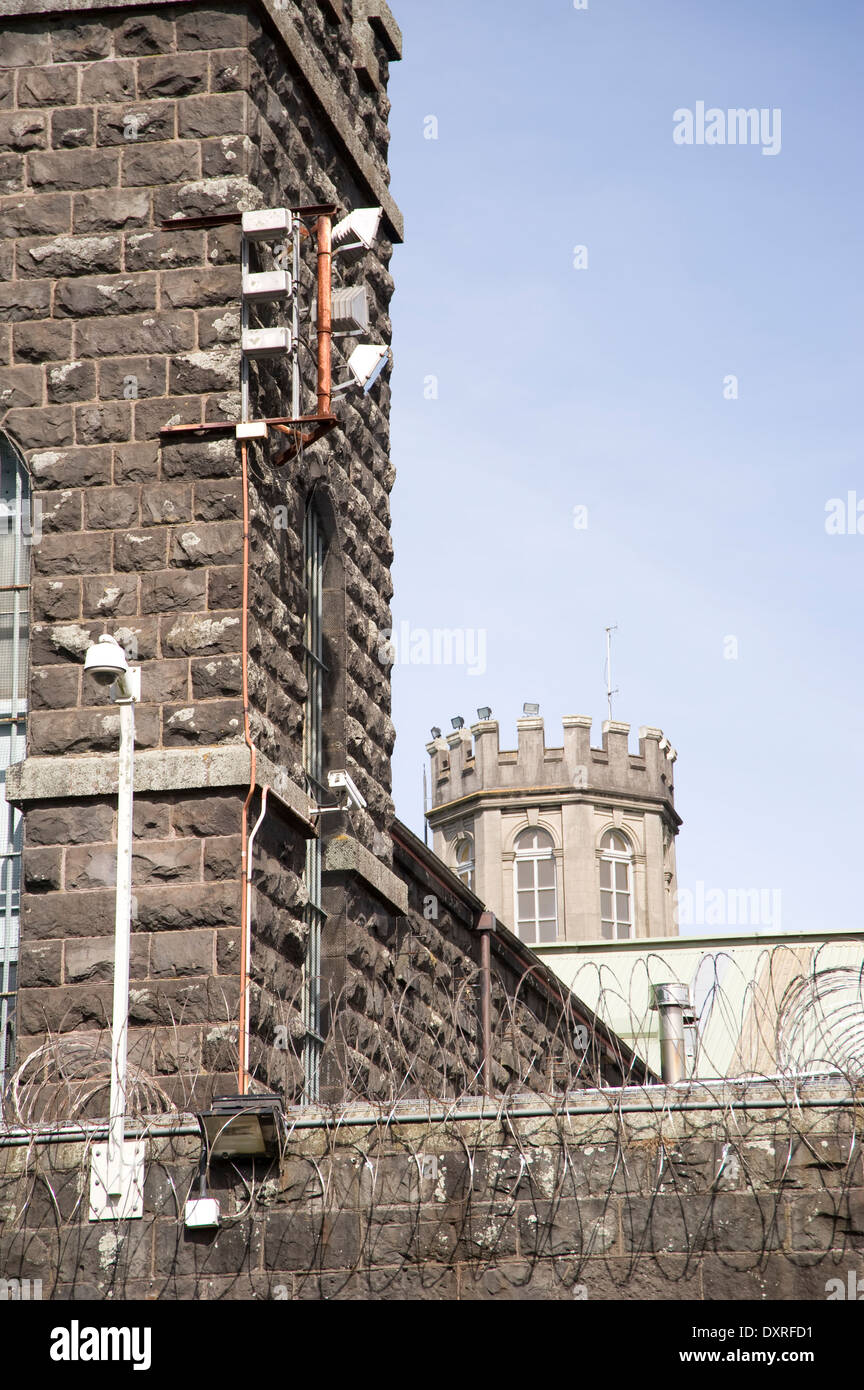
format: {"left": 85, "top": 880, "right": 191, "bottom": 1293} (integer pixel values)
{"left": 200, "top": 1095, "right": 284, "bottom": 1160}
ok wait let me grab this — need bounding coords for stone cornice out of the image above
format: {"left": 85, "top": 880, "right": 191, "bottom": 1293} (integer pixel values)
{"left": 5, "top": 743, "right": 317, "bottom": 833}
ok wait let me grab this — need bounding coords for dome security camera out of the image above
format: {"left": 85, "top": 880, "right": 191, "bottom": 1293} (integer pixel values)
{"left": 83, "top": 634, "right": 130, "bottom": 688}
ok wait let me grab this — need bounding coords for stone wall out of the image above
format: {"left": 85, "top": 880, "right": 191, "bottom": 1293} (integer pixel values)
{"left": 0, "top": 1078, "right": 860, "bottom": 1300}
{"left": 0, "top": 0, "right": 403, "bottom": 1100}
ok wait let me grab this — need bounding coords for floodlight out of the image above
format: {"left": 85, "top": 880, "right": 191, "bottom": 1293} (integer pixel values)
{"left": 451, "top": 716, "right": 465, "bottom": 730}
{"left": 241, "top": 208, "right": 291, "bottom": 241}
{"left": 84, "top": 634, "right": 129, "bottom": 687}
{"left": 331, "top": 206, "right": 383, "bottom": 251}
{"left": 523, "top": 702, "right": 540, "bottom": 716}
{"left": 346, "top": 343, "right": 389, "bottom": 393}
{"left": 200, "top": 1095, "right": 284, "bottom": 1160}
{"left": 332, "top": 285, "right": 370, "bottom": 334}
{"left": 430, "top": 726, "right": 442, "bottom": 739}
{"left": 477, "top": 707, "right": 492, "bottom": 721}
{"left": 241, "top": 326, "right": 291, "bottom": 359}
{"left": 242, "top": 270, "right": 291, "bottom": 302}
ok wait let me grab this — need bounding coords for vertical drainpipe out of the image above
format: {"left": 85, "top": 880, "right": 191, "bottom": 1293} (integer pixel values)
{"left": 650, "top": 982, "right": 690, "bottom": 1084}
{"left": 316, "top": 213, "right": 332, "bottom": 415}
{"left": 477, "top": 911, "right": 496, "bottom": 1094}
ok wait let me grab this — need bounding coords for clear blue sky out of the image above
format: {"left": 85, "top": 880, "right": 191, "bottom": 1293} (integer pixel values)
{"left": 385, "top": 0, "right": 864, "bottom": 935}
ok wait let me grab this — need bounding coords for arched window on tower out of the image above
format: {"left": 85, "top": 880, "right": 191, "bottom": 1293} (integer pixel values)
{"left": 0, "top": 434, "right": 30, "bottom": 1101}
{"left": 599, "top": 829, "right": 633, "bottom": 940}
{"left": 453, "top": 834, "right": 474, "bottom": 891}
{"left": 514, "top": 827, "right": 557, "bottom": 944}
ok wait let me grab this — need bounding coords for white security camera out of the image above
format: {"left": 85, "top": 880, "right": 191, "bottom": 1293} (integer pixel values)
{"left": 84, "top": 634, "right": 129, "bottom": 687}
{"left": 83, "top": 634, "right": 140, "bottom": 702}
{"left": 327, "top": 770, "right": 367, "bottom": 810}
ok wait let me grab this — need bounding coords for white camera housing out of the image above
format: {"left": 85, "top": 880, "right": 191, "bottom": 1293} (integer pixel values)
{"left": 327, "top": 770, "right": 367, "bottom": 810}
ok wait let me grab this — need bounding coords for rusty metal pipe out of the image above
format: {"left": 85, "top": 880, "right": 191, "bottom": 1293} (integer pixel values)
{"left": 316, "top": 214, "right": 332, "bottom": 416}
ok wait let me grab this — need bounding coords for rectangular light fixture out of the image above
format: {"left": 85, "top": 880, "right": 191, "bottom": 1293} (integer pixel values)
{"left": 331, "top": 285, "right": 369, "bottom": 333}
{"left": 242, "top": 270, "right": 292, "bottom": 302}
{"left": 241, "top": 208, "right": 291, "bottom": 241}
{"left": 200, "top": 1095, "right": 284, "bottom": 1160}
{"left": 241, "top": 327, "right": 291, "bottom": 359}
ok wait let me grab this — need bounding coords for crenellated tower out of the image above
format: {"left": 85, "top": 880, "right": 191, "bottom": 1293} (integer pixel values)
{"left": 426, "top": 713, "right": 681, "bottom": 945}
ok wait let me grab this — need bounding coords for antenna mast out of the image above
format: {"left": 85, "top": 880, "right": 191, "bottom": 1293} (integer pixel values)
{"left": 605, "top": 625, "right": 619, "bottom": 721}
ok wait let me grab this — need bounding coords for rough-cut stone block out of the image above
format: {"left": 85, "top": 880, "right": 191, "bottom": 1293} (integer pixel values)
{"left": 113, "top": 441, "right": 159, "bottom": 482}
{"left": 31, "top": 662, "right": 81, "bottom": 708}
{"left": 0, "top": 192, "right": 72, "bottom": 238}
{"left": 37, "top": 487, "right": 82, "bottom": 533}
{"left": 97, "top": 101, "right": 176, "bottom": 146}
{"left": 13, "top": 321, "right": 74, "bottom": 362}
{"left": 149, "top": 929, "right": 213, "bottom": 978}
{"left": 65, "top": 935, "right": 149, "bottom": 984}
{"left": 30, "top": 618, "right": 100, "bottom": 664}
{"left": 161, "top": 436, "right": 237, "bottom": 479}
{"left": 137, "top": 53, "right": 209, "bottom": 99}
{"left": 193, "top": 478, "right": 241, "bottom": 521}
{"left": 4, "top": 404, "right": 73, "bottom": 450}
{"left": 162, "top": 699, "right": 243, "bottom": 745}
{"left": 160, "top": 266, "right": 238, "bottom": 309}
{"left": 132, "top": 800, "right": 171, "bottom": 839}
{"left": 172, "top": 795, "right": 240, "bottom": 839}
{"left": 141, "top": 658, "right": 189, "bottom": 704}
{"left": 123, "top": 140, "right": 201, "bottom": 187}
{"left": 84, "top": 486, "right": 140, "bottom": 530}
{"left": 73, "top": 187, "right": 150, "bottom": 232}
{"left": 176, "top": 9, "right": 248, "bottom": 50}
{"left": 17, "top": 66, "right": 79, "bottom": 108}
{"left": 191, "top": 654, "right": 242, "bottom": 698}
{"left": 197, "top": 306, "right": 240, "bottom": 348}
{"left": 52, "top": 22, "right": 112, "bottom": 63}
{"left": 0, "top": 365, "right": 43, "bottom": 410}
{"left": 0, "top": 112, "right": 48, "bottom": 153}
{"left": 206, "top": 838, "right": 242, "bottom": 883}
{"left": 16, "top": 232, "right": 121, "bottom": 279}
{"left": 0, "top": 28, "right": 53, "bottom": 68}
{"left": 29, "top": 149, "right": 119, "bottom": 193}
{"left": 115, "top": 14, "right": 176, "bottom": 57}
{"left": 98, "top": 355, "right": 168, "bottom": 401}
{"left": 82, "top": 572, "right": 139, "bottom": 618}
{"left": 28, "top": 444, "right": 112, "bottom": 490}
{"left": 140, "top": 481, "right": 191, "bottom": 526}
{"left": 26, "top": 802, "right": 115, "bottom": 847}
{"left": 23, "top": 846, "right": 63, "bottom": 895}
{"left": 80, "top": 58, "right": 136, "bottom": 104}
{"left": 55, "top": 272, "right": 156, "bottom": 319}
{"left": 161, "top": 610, "right": 241, "bottom": 657}
{"left": 46, "top": 360, "right": 97, "bottom": 404}
{"left": 171, "top": 520, "right": 242, "bottom": 567}
{"left": 132, "top": 880, "right": 241, "bottom": 932}
{"left": 51, "top": 108, "right": 96, "bottom": 150}
{"left": 177, "top": 93, "right": 247, "bottom": 138}
{"left": 31, "top": 578, "right": 81, "bottom": 624}
{"left": 29, "top": 705, "right": 160, "bottom": 755}
{"left": 170, "top": 345, "right": 239, "bottom": 394}
{"left": 209, "top": 49, "right": 249, "bottom": 94}
{"left": 124, "top": 229, "right": 204, "bottom": 272}
{"left": 74, "top": 401, "right": 131, "bottom": 445}
{"left": 0, "top": 281, "right": 51, "bottom": 321}
{"left": 76, "top": 312, "right": 194, "bottom": 358}
{"left": 133, "top": 394, "right": 203, "bottom": 440}
{"left": 140, "top": 568, "right": 206, "bottom": 614}
{"left": 208, "top": 564, "right": 242, "bottom": 609}
{"left": 113, "top": 528, "right": 168, "bottom": 572}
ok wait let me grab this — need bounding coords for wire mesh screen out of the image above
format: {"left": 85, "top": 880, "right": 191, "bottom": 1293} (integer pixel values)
{"left": 0, "top": 434, "right": 29, "bottom": 1110}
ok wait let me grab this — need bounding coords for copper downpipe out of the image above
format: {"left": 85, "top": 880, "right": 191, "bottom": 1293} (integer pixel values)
{"left": 238, "top": 438, "right": 256, "bottom": 1095}
{"left": 316, "top": 214, "right": 332, "bottom": 416}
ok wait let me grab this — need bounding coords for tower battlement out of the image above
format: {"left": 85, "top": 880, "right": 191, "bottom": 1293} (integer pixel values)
{"left": 427, "top": 716, "right": 677, "bottom": 813}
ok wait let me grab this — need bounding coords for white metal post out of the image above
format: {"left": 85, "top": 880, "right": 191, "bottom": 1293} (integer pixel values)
{"left": 107, "top": 694, "right": 134, "bottom": 1180}
{"left": 89, "top": 663, "right": 144, "bottom": 1220}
